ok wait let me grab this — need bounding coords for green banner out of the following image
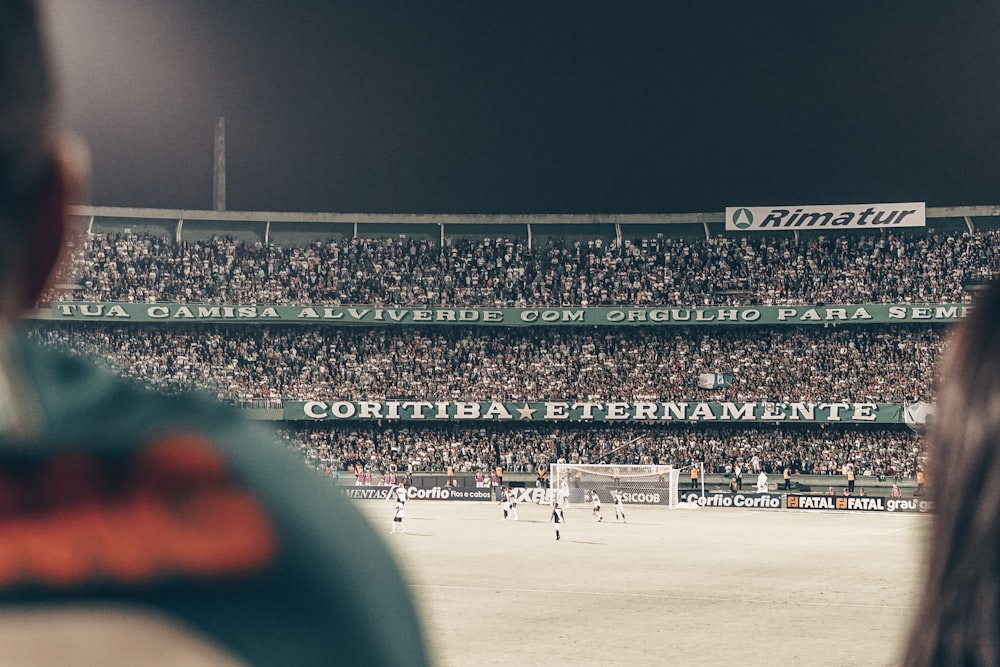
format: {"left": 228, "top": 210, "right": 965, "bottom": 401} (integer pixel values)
{"left": 45, "top": 302, "right": 967, "bottom": 326}
{"left": 285, "top": 400, "right": 904, "bottom": 423}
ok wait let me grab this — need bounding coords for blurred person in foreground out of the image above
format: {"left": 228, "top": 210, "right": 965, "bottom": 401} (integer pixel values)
{"left": 903, "top": 278, "right": 1000, "bottom": 666}
{"left": 0, "top": 1, "right": 431, "bottom": 665}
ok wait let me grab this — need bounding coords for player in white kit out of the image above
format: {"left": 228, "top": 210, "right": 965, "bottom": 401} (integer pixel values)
{"left": 390, "top": 483, "right": 408, "bottom": 533}
{"left": 591, "top": 490, "right": 603, "bottom": 522}
{"left": 614, "top": 490, "right": 627, "bottom": 523}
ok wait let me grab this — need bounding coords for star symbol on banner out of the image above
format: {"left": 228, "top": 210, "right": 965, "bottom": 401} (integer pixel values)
{"left": 516, "top": 404, "right": 536, "bottom": 420}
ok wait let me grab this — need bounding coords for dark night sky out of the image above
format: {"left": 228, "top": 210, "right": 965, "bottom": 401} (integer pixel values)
{"left": 40, "top": 1, "right": 1000, "bottom": 214}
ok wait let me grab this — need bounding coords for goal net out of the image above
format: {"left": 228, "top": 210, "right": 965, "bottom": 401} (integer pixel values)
{"left": 548, "top": 463, "right": 680, "bottom": 509}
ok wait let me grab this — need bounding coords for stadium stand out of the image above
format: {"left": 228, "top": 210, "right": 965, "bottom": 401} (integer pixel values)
{"left": 27, "top": 323, "right": 940, "bottom": 404}
{"left": 42, "top": 228, "right": 1000, "bottom": 307}
{"left": 32, "top": 207, "right": 986, "bottom": 485}
{"left": 270, "top": 422, "right": 922, "bottom": 482}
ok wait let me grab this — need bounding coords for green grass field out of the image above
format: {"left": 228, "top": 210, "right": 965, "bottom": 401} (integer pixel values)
{"left": 360, "top": 498, "right": 929, "bottom": 667}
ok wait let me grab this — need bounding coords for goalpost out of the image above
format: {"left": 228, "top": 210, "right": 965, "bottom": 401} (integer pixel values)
{"left": 548, "top": 463, "right": 681, "bottom": 509}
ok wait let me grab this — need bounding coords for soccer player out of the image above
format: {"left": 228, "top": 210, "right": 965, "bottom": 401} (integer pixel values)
{"left": 500, "top": 485, "right": 511, "bottom": 520}
{"left": 591, "top": 489, "right": 603, "bottom": 522}
{"left": 393, "top": 481, "right": 409, "bottom": 506}
{"left": 756, "top": 471, "right": 769, "bottom": 493}
{"left": 551, "top": 502, "right": 565, "bottom": 540}
{"left": 507, "top": 486, "right": 519, "bottom": 520}
{"left": 391, "top": 498, "right": 407, "bottom": 534}
{"left": 614, "top": 489, "right": 627, "bottom": 522}
{"left": 390, "top": 483, "right": 408, "bottom": 533}
{"left": 559, "top": 480, "right": 571, "bottom": 508}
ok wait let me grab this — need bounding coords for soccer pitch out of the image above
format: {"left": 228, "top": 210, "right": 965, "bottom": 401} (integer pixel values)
{"left": 360, "top": 498, "right": 929, "bottom": 667}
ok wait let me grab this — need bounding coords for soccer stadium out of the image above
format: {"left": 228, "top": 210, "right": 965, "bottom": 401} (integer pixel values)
{"left": 29, "top": 202, "right": 992, "bottom": 665}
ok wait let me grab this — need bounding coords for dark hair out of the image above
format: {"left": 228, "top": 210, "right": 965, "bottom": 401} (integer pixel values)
{"left": 904, "top": 280, "right": 1000, "bottom": 665}
{"left": 0, "top": 0, "right": 54, "bottom": 296}
{"left": 0, "top": 0, "right": 52, "bottom": 207}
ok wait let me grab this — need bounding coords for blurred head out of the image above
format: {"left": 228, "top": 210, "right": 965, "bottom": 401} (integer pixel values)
{"left": 0, "top": 0, "right": 87, "bottom": 315}
{"left": 904, "top": 279, "right": 1000, "bottom": 665}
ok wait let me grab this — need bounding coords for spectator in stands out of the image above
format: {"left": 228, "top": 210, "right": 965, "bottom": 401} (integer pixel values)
{"left": 271, "top": 419, "right": 927, "bottom": 485}
{"left": 0, "top": 2, "right": 429, "bottom": 665}
{"left": 26, "top": 323, "right": 942, "bottom": 405}
{"left": 904, "top": 279, "right": 1000, "bottom": 666}
{"left": 42, "top": 228, "right": 1000, "bottom": 308}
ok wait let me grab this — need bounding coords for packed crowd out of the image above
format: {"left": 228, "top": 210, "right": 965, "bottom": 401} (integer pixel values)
{"left": 26, "top": 322, "right": 942, "bottom": 404}
{"left": 42, "top": 228, "right": 1000, "bottom": 307}
{"left": 279, "top": 421, "right": 923, "bottom": 482}
{"left": 31, "top": 227, "right": 953, "bottom": 479}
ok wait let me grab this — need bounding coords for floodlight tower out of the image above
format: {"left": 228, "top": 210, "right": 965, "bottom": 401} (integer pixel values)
{"left": 213, "top": 116, "right": 226, "bottom": 211}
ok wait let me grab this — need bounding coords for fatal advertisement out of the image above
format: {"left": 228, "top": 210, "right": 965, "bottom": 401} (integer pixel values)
{"left": 785, "top": 494, "right": 932, "bottom": 513}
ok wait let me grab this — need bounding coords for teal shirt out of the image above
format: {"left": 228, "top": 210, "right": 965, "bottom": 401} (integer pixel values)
{"left": 0, "top": 335, "right": 431, "bottom": 666}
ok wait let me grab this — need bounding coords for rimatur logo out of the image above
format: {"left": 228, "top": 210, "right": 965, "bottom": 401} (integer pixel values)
{"left": 725, "top": 202, "right": 925, "bottom": 231}
{"left": 731, "top": 208, "right": 753, "bottom": 229}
